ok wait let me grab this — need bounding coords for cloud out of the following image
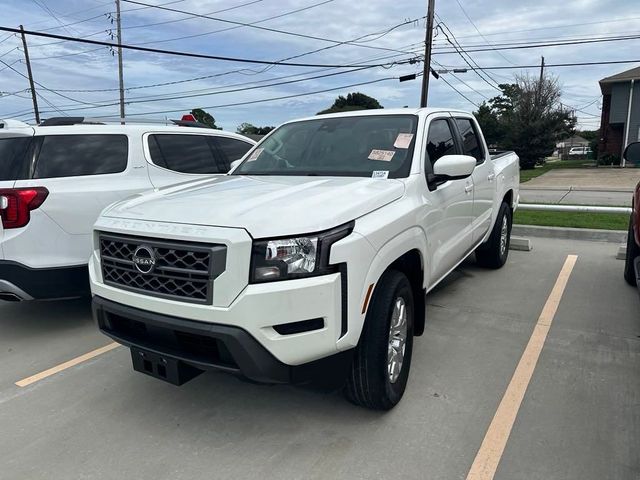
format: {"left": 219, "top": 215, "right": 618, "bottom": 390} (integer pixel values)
{"left": 0, "top": 0, "right": 637, "bottom": 129}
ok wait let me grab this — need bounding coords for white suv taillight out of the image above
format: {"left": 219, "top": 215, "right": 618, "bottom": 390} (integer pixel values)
{"left": 0, "top": 187, "right": 49, "bottom": 229}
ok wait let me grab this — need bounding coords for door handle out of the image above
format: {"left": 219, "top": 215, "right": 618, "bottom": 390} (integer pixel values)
{"left": 464, "top": 185, "right": 473, "bottom": 193}
{"left": 487, "top": 173, "right": 496, "bottom": 181}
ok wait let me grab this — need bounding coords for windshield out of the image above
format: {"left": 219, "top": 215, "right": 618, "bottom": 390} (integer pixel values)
{"left": 233, "top": 114, "right": 418, "bottom": 178}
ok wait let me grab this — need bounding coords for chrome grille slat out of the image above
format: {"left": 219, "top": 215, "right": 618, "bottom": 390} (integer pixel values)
{"left": 99, "top": 233, "right": 226, "bottom": 304}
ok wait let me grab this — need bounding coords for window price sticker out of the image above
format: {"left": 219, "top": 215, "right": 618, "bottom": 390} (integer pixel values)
{"left": 247, "top": 148, "right": 264, "bottom": 162}
{"left": 394, "top": 133, "right": 414, "bottom": 149}
{"left": 368, "top": 149, "right": 395, "bottom": 161}
{"left": 372, "top": 170, "right": 389, "bottom": 179}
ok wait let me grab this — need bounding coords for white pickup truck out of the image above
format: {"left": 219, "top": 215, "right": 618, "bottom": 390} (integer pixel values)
{"left": 89, "top": 108, "right": 519, "bottom": 410}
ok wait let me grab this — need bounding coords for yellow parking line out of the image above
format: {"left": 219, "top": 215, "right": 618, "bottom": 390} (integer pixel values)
{"left": 15, "top": 342, "right": 121, "bottom": 388}
{"left": 466, "top": 254, "right": 578, "bottom": 480}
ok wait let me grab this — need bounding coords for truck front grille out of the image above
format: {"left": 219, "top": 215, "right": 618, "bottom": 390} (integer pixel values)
{"left": 99, "top": 233, "right": 226, "bottom": 304}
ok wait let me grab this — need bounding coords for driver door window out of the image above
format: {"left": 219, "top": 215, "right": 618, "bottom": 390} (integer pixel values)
{"left": 426, "top": 119, "right": 456, "bottom": 169}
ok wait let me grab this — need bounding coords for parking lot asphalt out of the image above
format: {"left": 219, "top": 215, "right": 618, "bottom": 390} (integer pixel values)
{"left": 0, "top": 238, "right": 638, "bottom": 480}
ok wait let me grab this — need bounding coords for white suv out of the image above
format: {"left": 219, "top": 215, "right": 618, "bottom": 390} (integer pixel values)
{"left": 0, "top": 117, "right": 255, "bottom": 301}
{"left": 568, "top": 146, "right": 592, "bottom": 156}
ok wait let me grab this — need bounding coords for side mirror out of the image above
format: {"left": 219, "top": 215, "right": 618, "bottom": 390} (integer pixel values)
{"left": 430, "top": 154, "right": 476, "bottom": 183}
{"left": 229, "top": 159, "right": 243, "bottom": 172}
{"left": 623, "top": 142, "right": 640, "bottom": 165}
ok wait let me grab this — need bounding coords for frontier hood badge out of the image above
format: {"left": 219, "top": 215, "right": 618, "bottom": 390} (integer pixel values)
{"left": 132, "top": 245, "right": 156, "bottom": 274}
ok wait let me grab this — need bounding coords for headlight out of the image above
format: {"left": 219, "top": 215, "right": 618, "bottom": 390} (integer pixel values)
{"left": 250, "top": 222, "right": 353, "bottom": 283}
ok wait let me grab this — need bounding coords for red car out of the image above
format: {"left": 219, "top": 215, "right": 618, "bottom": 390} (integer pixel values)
{"left": 623, "top": 142, "right": 640, "bottom": 286}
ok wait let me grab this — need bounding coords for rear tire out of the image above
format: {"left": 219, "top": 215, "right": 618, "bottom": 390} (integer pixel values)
{"left": 476, "top": 202, "right": 512, "bottom": 269}
{"left": 624, "top": 214, "right": 639, "bottom": 286}
{"left": 344, "top": 270, "right": 414, "bottom": 410}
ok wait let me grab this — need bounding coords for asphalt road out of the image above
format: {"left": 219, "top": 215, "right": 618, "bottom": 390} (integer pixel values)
{"left": 520, "top": 187, "right": 632, "bottom": 206}
{"left": 0, "top": 238, "right": 638, "bottom": 480}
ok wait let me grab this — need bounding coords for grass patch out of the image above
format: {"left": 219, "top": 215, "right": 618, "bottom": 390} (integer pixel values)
{"left": 520, "top": 159, "right": 595, "bottom": 183}
{"left": 514, "top": 209, "right": 628, "bottom": 230}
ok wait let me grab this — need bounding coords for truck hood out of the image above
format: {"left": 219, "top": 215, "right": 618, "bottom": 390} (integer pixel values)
{"left": 102, "top": 175, "right": 405, "bottom": 238}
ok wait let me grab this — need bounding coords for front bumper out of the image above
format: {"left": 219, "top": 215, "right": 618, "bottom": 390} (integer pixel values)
{"left": 0, "top": 260, "right": 89, "bottom": 300}
{"left": 90, "top": 258, "right": 345, "bottom": 366}
{"left": 93, "top": 296, "right": 353, "bottom": 384}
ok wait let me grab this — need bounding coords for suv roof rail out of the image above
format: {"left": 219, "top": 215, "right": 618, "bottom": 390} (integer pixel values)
{"left": 39, "top": 117, "right": 105, "bottom": 126}
{"left": 170, "top": 119, "right": 210, "bottom": 129}
{"left": 38, "top": 116, "right": 213, "bottom": 128}
{"left": 0, "top": 119, "right": 32, "bottom": 129}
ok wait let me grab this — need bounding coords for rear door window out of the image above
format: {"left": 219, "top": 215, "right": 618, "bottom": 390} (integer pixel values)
{"left": 148, "top": 134, "right": 223, "bottom": 174}
{"left": 33, "top": 134, "right": 128, "bottom": 179}
{"left": 455, "top": 118, "right": 485, "bottom": 164}
{"left": 0, "top": 137, "right": 31, "bottom": 181}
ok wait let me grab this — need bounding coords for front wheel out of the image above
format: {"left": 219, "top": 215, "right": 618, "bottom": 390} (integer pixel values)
{"left": 344, "top": 270, "right": 414, "bottom": 410}
{"left": 476, "top": 202, "right": 512, "bottom": 269}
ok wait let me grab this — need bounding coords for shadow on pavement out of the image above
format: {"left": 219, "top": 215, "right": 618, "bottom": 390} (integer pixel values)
{"left": 0, "top": 297, "right": 93, "bottom": 340}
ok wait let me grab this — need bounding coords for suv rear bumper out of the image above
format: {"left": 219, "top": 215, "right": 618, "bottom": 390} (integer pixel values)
{"left": 0, "top": 260, "right": 89, "bottom": 301}
{"left": 93, "top": 296, "right": 353, "bottom": 385}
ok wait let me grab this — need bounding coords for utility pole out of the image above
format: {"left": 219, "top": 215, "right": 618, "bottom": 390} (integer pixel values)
{"left": 19, "top": 25, "right": 39, "bottom": 124}
{"left": 420, "top": 0, "right": 436, "bottom": 108}
{"left": 115, "top": 0, "right": 125, "bottom": 123}
{"left": 539, "top": 56, "right": 545, "bottom": 84}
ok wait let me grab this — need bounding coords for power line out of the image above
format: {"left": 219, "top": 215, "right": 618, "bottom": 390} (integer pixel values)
{"left": 0, "top": 59, "right": 22, "bottom": 73}
{"left": 121, "top": 0, "right": 266, "bottom": 31}
{"left": 131, "top": 0, "right": 337, "bottom": 46}
{"left": 29, "top": 76, "right": 398, "bottom": 118}
{"left": 0, "top": 58, "right": 111, "bottom": 107}
{"left": 28, "top": 0, "right": 188, "bottom": 33}
{"left": 30, "top": 0, "right": 81, "bottom": 36}
{"left": 120, "top": 0, "right": 410, "bottom": 56}
{"left": 0, "top": 33, "right": 15, "bottom": 44}
{"left": 0, "top": 46, "right": 20, "bottom": 58}
{"left": 28, "top": 46, "right": 108, "bottom": 61}
{"left": 225, "top": 17, "right": 423, "bottom": 79}
{"left": 438, "top": 75, "right": 481, "bottom": 108}
{"left": 12, "top": 59, "right": 413, "bottom": 116}
{"left": 447, "top": 15, "right": 640, "bottom": 40}
{"left": 36, "top": 44, "right": 420, "bottom": 95}
{"left": 38, "top": 13, "right": 106, "bottom": 33}
{"left": 435, "top": 20, "right": 501, "bottom": 91}
{"left": 431, "top": 32, "right": 640, "bottom": 51}
{"left": 442, "top": 58, "right": 640, "bottom": 70}
{"left": 90, "top": 77, "right": 398, "bottom": 117}
{"left": 23, "top": 0, "right": 188, "bottom": 47}
{"left": 432, "top": 33, "right": 640, "bottom": 55}
{"left": 452, "top": 0, "right": 516, "bottom": 66}
{"left": 45, "top": 65, "right": 387, "bottom": 113}
{"left": 432, "top": 60, "right": 489, "bottom": 100}
{"left": 0, "top": 26, "right": 413, "bottom": 69}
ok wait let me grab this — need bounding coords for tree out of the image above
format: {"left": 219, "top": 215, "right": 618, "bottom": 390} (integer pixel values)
{"left": 236, "top": 123, "right": 275, "bottom": 135}
{"left": 474, "top": 102, "right": 503, "bottom": 147}
{"left": 190, "top": 108, "right": 222, "bottom": 129}
{"left": 317, "top": 92, "right": 383, "bottom": 115}
{"left": 473, "top": 75, "right": 575, "bottom": 169}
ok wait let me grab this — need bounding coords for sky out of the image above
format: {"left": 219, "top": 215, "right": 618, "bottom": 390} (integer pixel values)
{"left": 0, "top": 0, "right": 638, "bottom": 131}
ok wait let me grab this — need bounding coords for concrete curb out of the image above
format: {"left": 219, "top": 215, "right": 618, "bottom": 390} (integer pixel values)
{"left": 512, "top": 225, "right": 626, "bottom": 244}
{"left": 520, "top": 186, "right": 635, "bottom": 193}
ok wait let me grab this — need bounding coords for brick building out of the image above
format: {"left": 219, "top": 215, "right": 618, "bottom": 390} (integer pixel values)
{"left": 599, "top": 66, "right": 640, "bottom": 164}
